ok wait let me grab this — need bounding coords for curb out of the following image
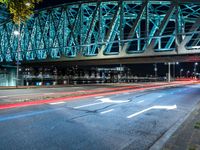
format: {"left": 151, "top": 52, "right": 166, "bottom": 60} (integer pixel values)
{"left": 149, "top": 97, "right": 200, "bottom": 150}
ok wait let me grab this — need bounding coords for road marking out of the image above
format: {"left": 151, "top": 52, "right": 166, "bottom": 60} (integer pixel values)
{"left": 49, "top": 102, "right": 66, "bottom": 105}
{"left": 95, "top": 96, "right": 104, "bottom": 98}
{"left": 99, "top": 98, "right": 130, "bottom": 103}
{"left": 74, "top": 102, "right": 104, "bottom": 109}
{"left": 0, "top": 96, "right": 8, "bottom": 98}
{"left": 74, "top": 98, "right": 130, "bottom": 109}
{"left": 158, "top": 95, "right": 163, "bottom": 98}
{"left": 127, "top": 105, "right": 177, "bottom": 119}
{"left": 137, "top": 100, "right": 144, "bottom": 104}
{"left": 122, "top": 92, "right": 129, "bottom": 95}
{"left": 100, "top": 109, "right": 114, "bottom": 114}
{"left": 44, "top": 93, "right": 55, "bottom": 95}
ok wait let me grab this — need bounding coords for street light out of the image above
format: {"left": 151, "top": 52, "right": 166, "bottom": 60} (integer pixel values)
{"left": 194, "top": 62, "right": 198, "bottom": 78}
{"left": 13, "top": 2, "right": 32, "bottom": 87}
{"left": 180, "top": 69, "right": 183, "bottom": 77}
{"left": 173, "top": 62, "right": 179, "bottom": 79}
{"left": 25, "top": 2, "right": 31, "bottom": 7}
{"left": 14, "top": 29, "right": 21, "bottom": 87}
{"left": 164, "top": 62, "right": 171, "bottom": 82}
{"left": 154, "top": 64, "right": 157, "bottom": 78}
{"left": 187, "top": 70, "right": 190, "bottom": 78}
{"left": 14, "top": 30, "right": 20, "bottom": 35}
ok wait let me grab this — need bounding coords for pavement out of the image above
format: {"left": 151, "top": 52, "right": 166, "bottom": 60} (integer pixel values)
{"left": 163, "top": 98, "right": 200, "bottom": 150}
{"left": 0, "top": 82, "right": 200, "bottom": 150}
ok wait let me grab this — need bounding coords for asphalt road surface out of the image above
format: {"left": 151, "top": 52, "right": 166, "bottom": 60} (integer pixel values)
{"left": 0, "top": 84, "right": 200, "bottom": 150}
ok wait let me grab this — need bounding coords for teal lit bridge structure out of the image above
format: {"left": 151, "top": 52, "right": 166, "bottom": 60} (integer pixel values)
{"left": 1, "top": 0, "right": 200, "bottom": 64}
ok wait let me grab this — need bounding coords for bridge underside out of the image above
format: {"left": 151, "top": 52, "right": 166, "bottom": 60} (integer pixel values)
{"left": 19, "top": 55, "right": 200, "bottom": 67}
{"left": 1, "top": 0, "right": 200, "bottom": 64}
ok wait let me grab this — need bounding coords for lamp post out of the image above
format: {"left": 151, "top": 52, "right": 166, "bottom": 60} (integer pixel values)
{"left": 164, "top": 62, "right": 171, "bottom": 82}
{"left": 14, "top": 28, "right": 20, "bottom": 88}
{"left": 154, "top": 64, "right": 157, "bottom": 78}
{"left": 180, "top": 69, "right": 183, "bottom": 77}
{"left": 187, "top": 70, "right": 190, "bottom": 78}
{"left": 194, "top": 62, "right": 198, "bottom": 78}
{"left": 13, "top": 2, "right": 32, "bottom": 87}
{"left": 173, "top": 62, "right": 179, "bottom": 79}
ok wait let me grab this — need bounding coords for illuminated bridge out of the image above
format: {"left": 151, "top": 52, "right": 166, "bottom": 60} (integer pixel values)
{"left": 1, "top": 0, "right": 200, "bottom": 65}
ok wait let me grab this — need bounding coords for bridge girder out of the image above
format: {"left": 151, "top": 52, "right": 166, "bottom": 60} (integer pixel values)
{"left": 0, "top": 0, "right": 200, "bottom": 64}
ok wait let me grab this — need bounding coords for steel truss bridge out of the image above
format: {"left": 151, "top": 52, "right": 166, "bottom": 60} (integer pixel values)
{"left": 1, "top": 0, "right": 200, "bottom": 65}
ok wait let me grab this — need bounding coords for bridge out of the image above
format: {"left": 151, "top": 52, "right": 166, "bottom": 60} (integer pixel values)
{"left": 0, "top": 0, "right": 200, "bottom": 65}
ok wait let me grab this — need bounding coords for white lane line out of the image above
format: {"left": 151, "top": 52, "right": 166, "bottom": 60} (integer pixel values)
{"left": 99, "top": 98, "right": 130, "bottom": 103}
{"left": 137, "top": 100, "right": 144, "bottom": 104}
{"left": 95, "top": 96, "right": 104, "bottom": 98}
{"left": 127, "top": 108, "right": 151, "bottom": 119}
{"left": 49, "top": 102, "right": 66, "bottom": 105}
{"left": 74, "top": 102, "right": 104, "bottom": 109}
{"left": 122, "top": 92, "right": 129, "bottom": 95}
{"left": 0, "top": 96, "right": 8, "bottom": 98}
{"left": 127, "top": 105, "right": 177, "bottom": 119}
{"left": 75, "top": 97, "right": 130, "bottom": 109}
{"left": 100, "top": 109, "right": 114, "bottom": 114}
{"left": 44, "top": 93, "right": 55, "bottom": 95}
{"left": 158, "top": 95, "right": 163, "bottom": 98}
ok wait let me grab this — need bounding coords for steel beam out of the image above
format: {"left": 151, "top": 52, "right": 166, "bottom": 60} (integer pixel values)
{"left": 100, "top": 3, "right": 121, "bottom": 53}
{"left": 180, "top": 16, "right": 200, "bottom": 48}
{"left": 148, "top": 3, "right": 175, "bottom": 49}
{"left": 122, "top": 1, "right": 148, "bottom": 52}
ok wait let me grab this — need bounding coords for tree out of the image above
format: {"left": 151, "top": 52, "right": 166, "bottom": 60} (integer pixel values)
{"left": 0, "top": 0, "right": 42, "bottom": 87}
{"left": 0, "top": 0, "right": 42, "bottom": 25}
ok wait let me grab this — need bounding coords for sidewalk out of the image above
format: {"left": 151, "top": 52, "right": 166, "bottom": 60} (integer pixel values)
{"left": 163, "top": 102, "right": 200, "bottom": 150}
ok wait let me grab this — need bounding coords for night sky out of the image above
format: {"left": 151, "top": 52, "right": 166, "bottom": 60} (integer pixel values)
{"left": 36, "top": 0, "right": 80, "bottom": 9}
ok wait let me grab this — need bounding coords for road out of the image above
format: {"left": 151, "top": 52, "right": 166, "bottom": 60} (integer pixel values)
{"left": 0, "top": 84, "right": 200, "bottom": 150}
